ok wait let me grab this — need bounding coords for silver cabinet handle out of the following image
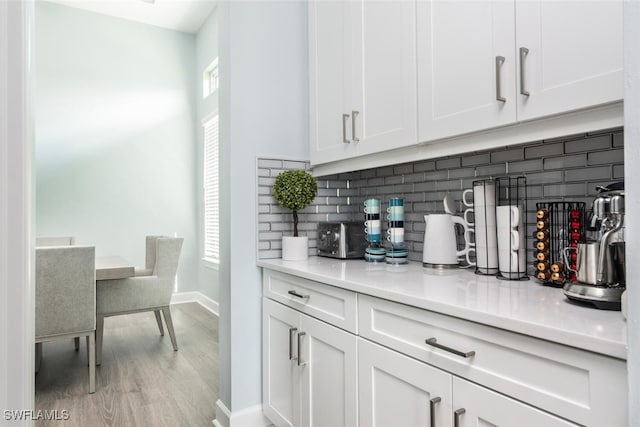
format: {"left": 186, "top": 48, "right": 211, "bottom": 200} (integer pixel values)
{"left": 495, "top": 56, "right": 506, "bottom": 102}
{"left": 425, "top": 337, "right": 476, "bottom": 358}
{"left": 288, "top": 290, "right": 310, "bottom": 299}
{"left": 351, "top": 110, "right": 360, "bottom": 142}
{"left": 289, "top": 328, "right": 298, "bottom": 360}
{"left": 430, "top": 397, "right": 441, "bottom": 427}
{"left": 519, "top": 47, "right": 530, "bottom": 96}
{"left": 454, "top": 408, "right": 465, "bottom": 427}
{"left": 342, "top": 113, "right": 350, "bottom": 143}
{"left": 297, "top": 332, "right": 306, "bottom": 366}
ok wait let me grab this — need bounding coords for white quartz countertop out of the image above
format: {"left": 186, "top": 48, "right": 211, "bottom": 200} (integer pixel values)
{"left": 257, "top": 256, "right": 627, "bottom": 360}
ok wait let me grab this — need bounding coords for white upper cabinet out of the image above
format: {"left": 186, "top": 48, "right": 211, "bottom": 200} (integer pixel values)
{"left": 418, "top": 0, "right": 622, "bottom": 143}
{"left": 309, "top": 0, "right": 417, "bottom": 165}
{"left": 417, "top": 0, "right": 516, "bottom": 142}
{"left": 350, "top": 0, "right": 418, "bottom": 158}
{"left": 310, "top": 0, "right": 623, "bottom": 169}
{"left": 309, "top": 1, "right": 356, "bottom": 165}
{"left": 515, "top": 1, "right": 623, "bottom": 121}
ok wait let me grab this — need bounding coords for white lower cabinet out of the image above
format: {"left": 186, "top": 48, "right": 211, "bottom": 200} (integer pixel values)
{"left": 263, "top": 298, "right": 357, "bottom": 427}
{"left": 451, "top": 378, "right": 576, "bottom": 427}
{"left": 358, "top": 339, "right": 452, "bottom": 427}
{"left": 358, "top": 338, "right": 576, "bottom": 427}
{"left": 262, "top": 269, "right": 626, "bottom": 427}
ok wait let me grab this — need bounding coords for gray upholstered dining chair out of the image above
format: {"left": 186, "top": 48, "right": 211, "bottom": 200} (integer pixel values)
{"left": 35, "top": 236, "right": 85, "bottom": 351}
{"left": 35, "top": 245, "right": 96, "bottom": 394}
{"left": 95, "top": 236, "right": 183, "bottom": 365}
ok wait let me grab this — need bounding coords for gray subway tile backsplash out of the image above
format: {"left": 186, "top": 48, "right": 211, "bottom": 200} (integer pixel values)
{"left": 257, "top": 128, "right": 624, "bottom": 261}
{"left": 565, "top": 134, "right": 611, "bottom": 153}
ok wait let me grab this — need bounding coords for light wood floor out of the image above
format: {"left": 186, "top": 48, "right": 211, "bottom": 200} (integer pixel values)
{"left": 35, "top": 302, "right": 219, "bottom": 427}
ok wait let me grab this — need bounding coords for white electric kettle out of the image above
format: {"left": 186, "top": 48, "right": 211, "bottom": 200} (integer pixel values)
{"left": 423, "top": 214, "right": 472, "bottom": 268}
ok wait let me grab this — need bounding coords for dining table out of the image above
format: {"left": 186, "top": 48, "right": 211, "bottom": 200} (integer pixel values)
{"left": 95, "top": 256, "right": 135, "bottom": 280}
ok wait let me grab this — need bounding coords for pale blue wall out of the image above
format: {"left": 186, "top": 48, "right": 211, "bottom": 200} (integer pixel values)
{"left": 196, "top": 6, "right": 220, "bottom": 302}
{"left": 34, "top": 2, "right": 200, "bottom": 292}
{"left": 217, "top": 0, "right": 309, "bottom": 413}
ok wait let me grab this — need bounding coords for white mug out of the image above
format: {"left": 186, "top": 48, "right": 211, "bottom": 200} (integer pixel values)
{"left": 496, "top": 205, "right": 522, "bottom": 229}
{"left": 467, "top": 246, "right": 499, "bottom": 273}
{"left": 463, "top": 208, "right": 474, "bottom": 226}
{"left": 386, "top": 228, "right": 404, "bottom": 243}
{"left": 364, "top": 220, "right": 381, "bottom": 235}
{"left": 497, "top": 228, "right": 520, "bottom": 252}
{"left": 463, "top": 183, "right": 496, "bottom": 208}
{"left": 498, "top": 249, "right": 527, "bottom": 278}
{"left": 364, "top": 206, "right": 380, "bottom": 214}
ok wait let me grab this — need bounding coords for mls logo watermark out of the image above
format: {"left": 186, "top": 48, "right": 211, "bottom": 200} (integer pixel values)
{"left": 4, "top": 410, "right": 70, "bottom": 421}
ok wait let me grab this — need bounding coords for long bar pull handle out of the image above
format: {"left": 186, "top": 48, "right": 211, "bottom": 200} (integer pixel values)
{"left": 425, "top": 338, "right": 476, "bottom": 358}
{"left": 288, "top": 328, "right": 298, "bottom": 361}
{"left": 351, "top": 110, "right": 360, "bottom": 142}
{"left": 454, "top": 408, "right": 466, "bottom": 427}
{"left": 519, "top": 47, "right": 530, "bottom": 96}
{"left": 430, "top": 397, "right": 441, "bottom": 427}
{"left": 342, "top": 113, "right": 350, "bottom": 143}
{"left": 297, "top": 332, "right": 306, "bottom": 366}
{"left": 288, "top": 290, "right": 310, "bottom": 299}
{"left": 495, "top": 56, "right": 506, "bottom": 102}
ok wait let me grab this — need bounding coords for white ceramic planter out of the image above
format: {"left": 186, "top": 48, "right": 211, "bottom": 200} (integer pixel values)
{"left": 282, "top": 236, "right": 309, "bottom": 261}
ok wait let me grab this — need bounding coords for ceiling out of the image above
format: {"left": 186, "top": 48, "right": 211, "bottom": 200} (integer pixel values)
{"left": 46, "top": 0, "right": 217, "bottom": 34}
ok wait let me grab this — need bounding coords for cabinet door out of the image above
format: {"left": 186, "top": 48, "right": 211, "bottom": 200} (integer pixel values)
{"left": 452, "top": 377, "right": 578, "bottom": 427}
{"left": 299, "top": 313, "right": 358, "bottom": 427}
{"left": 359, "top": 339, "right": 453, "bottom": 427}
{"left": 352, "top": 0, "right": 418, "bottom": 156}
{"left": 309, "top": 0, "right": 356, "bottom": 165}
{"left": 417, "top": 0, "right": 516, "bottom": 142}
{"left": 263, "top": 299, "right": 300, "bottom": 427}
{"left": 515, "top": 0, "right": 623, "bottom": 121}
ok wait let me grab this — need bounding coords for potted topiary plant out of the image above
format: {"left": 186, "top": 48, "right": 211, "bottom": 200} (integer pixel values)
{"left": 273, "top": 169, "right": 318, "bottom": 261}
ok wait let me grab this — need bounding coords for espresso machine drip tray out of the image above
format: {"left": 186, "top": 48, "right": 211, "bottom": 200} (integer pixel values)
{"left": 563, "top": 282, "right": 624, "bottom": 310}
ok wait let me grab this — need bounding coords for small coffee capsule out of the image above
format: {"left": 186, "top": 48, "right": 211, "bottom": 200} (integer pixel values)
{"left": 536, "top": 240, "right": 550, "bottom": 251}
{"left": 536, "top": 230, "right": 550, "bottom": 240}
{"left": 536, "top": 219, "right": 549, "bottom": 230}
{"left": 536, "top": 251, "right": 550, "bottom": 261}
{"left": 551, "top": 262, "right": 564, "bottom": 273}
{"left": 536, "top": 208, "right": 549, "bottom": 219}
{"left": 551, "top": 271, "right": 565, "bottom": 282}
{"left": 537, "top": 261, "right": 550, "bottom": 272}
{"left": 569, "top": 231, "right": 582, "bottom": 241}
{"left": 537, "top": 271, "right": 551, "bottom": 281}
{"left": 569, "top": 221, "right": 582, "bottom": 230}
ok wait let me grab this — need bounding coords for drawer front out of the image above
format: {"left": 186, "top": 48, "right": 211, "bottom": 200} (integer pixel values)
{"left": 263, "top": 270, "right": 357, "bottom": 333}
{"left": 359, "top": 295, "right": 626, "bottom": 426}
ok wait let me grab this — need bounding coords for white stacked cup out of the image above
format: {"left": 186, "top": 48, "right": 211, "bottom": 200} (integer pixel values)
{"left": 463, "top": 182, "right": 498, "bottom": 274}
{"left": 496, "top": 205, "right": 527, "bottom": 279}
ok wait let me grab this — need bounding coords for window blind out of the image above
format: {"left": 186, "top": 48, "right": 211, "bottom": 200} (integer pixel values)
{"left": 203, "top": 114, "right": 219, "bottom": 263}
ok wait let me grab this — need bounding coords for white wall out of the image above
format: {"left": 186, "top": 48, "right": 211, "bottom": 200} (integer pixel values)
{"left": 196, "top": 6, "right": 220, "bottom": 302}
{"left": 0, "top": 0, "right": 35, "bottom": 419}
{"left": 34, "top": 2, "right": 200, "bottom": 292}
{"left": 217, "top": 0, "right": 309, "bottom": 418}
{"left": 624, "top": 0, "right": 639, "bottom": 421}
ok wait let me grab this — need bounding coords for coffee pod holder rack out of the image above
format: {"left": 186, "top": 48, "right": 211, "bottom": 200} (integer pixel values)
{"left": 496, "top": 176, "right": 529, "bottom": 281}
{"left": 534, "top": 201, "right": 586, "bottom": 287}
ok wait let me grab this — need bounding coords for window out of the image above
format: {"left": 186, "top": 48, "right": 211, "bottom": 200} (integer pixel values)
{"left": 203, "top": 58, "right": 219, "bottom": 98}
{"left": 203, "top": 113, "right": 219, "bottom": 264}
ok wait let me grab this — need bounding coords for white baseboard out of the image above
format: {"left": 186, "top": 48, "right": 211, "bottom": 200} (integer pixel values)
{"left": 213, "top": 400, "right": 271, "bottom": 427}
{"left": 171, "top": 291, "right": 219, "bottom": 316}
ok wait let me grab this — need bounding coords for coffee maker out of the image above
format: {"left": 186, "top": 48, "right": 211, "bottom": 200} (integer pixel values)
{"left": 563, "top": 182, "right": 626, "bottom": 310}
